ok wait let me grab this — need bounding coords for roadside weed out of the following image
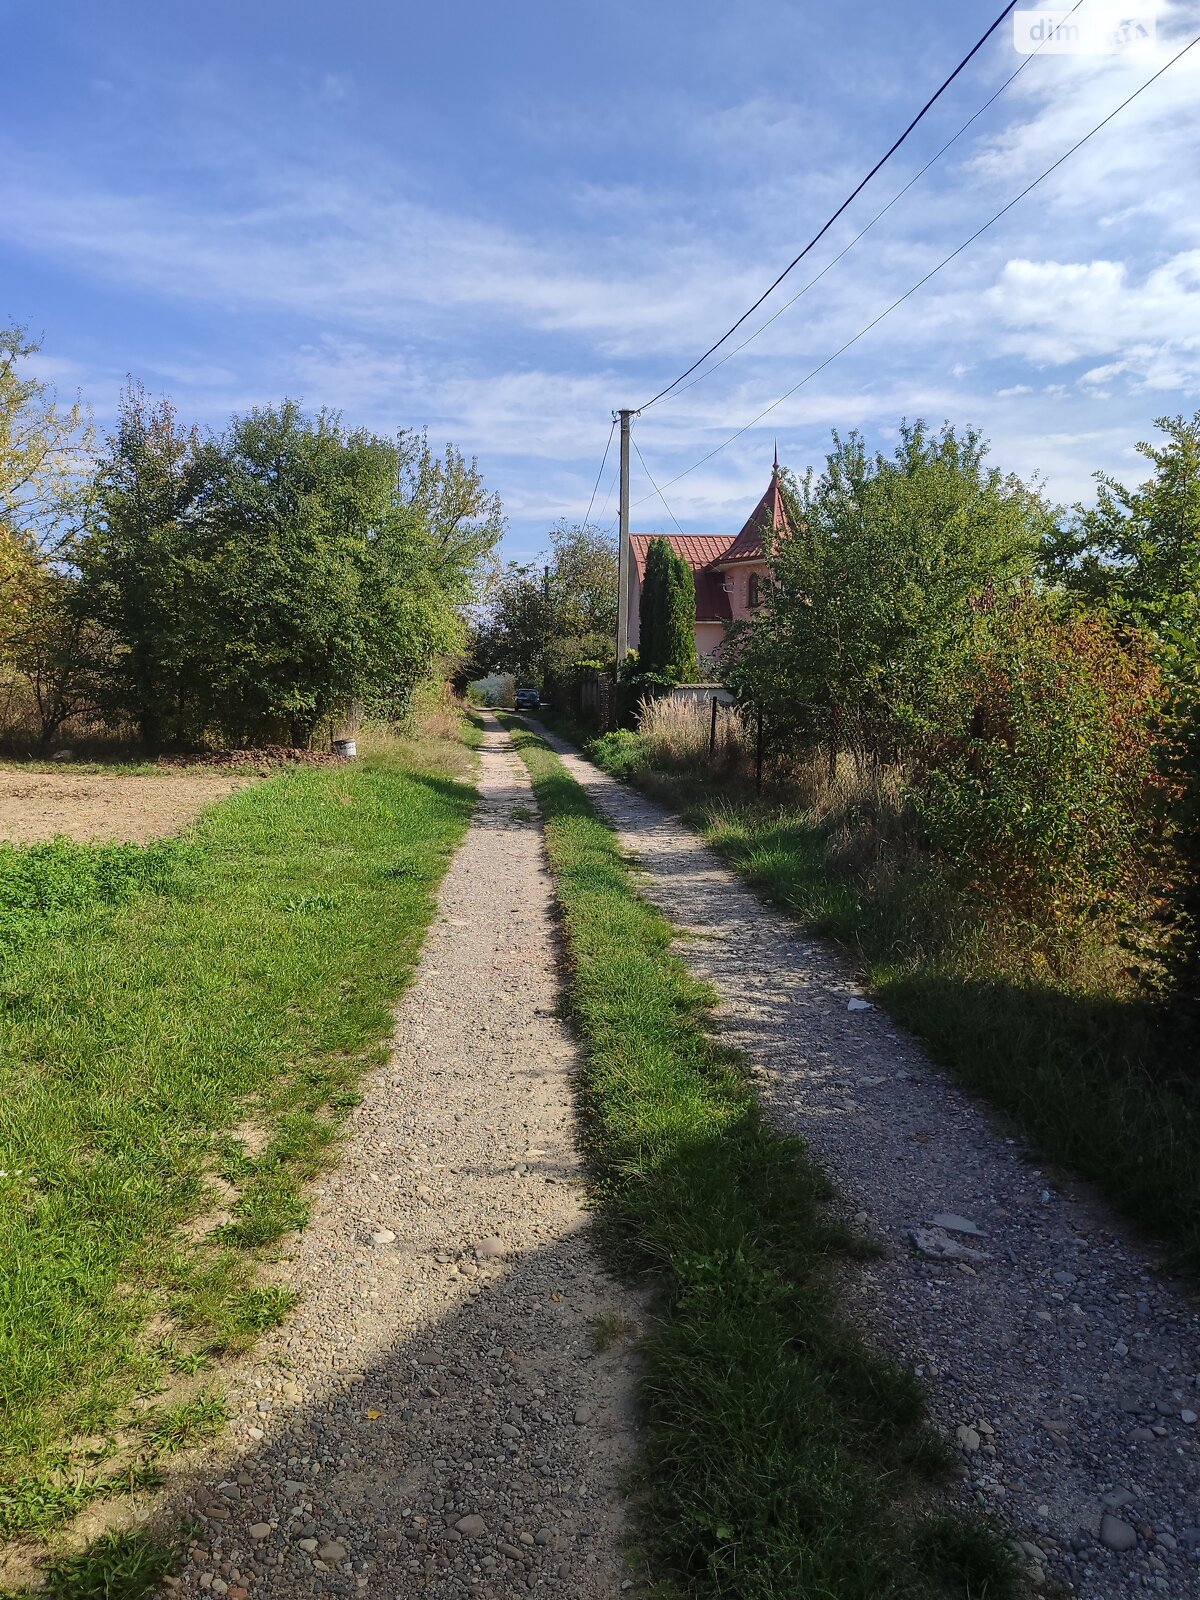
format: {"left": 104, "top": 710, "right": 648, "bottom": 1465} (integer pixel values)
{"left": 38, "top": 1530, "right": 176, "bottom": 1600}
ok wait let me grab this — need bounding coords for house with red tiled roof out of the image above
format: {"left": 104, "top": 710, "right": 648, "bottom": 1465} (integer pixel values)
{"left": 627, "top": 456, "right": 794, "bottom": 671}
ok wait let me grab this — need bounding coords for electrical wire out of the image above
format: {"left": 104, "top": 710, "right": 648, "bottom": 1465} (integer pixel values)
{"left": 667, "top": 0, "right": 1087, "bottom": 404}
{"left": 637, "top": 0, "right": 1022, "bottom": 412}
{"left": 631, "top": 29, "right": 1200, "bottom": 509}
{"left": 582, "top": 417, "right": 617, "bottom": 527}
{"left": 594, "top": 458, "right": 621, "bottom": 529}
{"left": 631, "top": 435, "right": 686, "bottom": 535}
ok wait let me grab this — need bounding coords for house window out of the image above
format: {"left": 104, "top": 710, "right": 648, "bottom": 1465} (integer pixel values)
{"left": 748, "top": 573, "right": 763, "bottom": 608}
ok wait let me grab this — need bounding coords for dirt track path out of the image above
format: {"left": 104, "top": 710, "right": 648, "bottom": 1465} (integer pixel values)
{"left": 169, "top": 715, "right": 639, "bottom": 1599}
{"left": 532, "top": 719, "right": 1200, "bottom": 1600}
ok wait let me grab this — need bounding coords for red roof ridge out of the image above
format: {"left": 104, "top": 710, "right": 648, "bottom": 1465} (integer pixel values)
{"left": 713, "top": 468, "right": 793, "bottom": 565}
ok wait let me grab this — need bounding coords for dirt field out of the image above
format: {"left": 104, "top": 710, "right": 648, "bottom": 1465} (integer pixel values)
{"left": 0, "top": 769, "right": 252, "bottom": 844}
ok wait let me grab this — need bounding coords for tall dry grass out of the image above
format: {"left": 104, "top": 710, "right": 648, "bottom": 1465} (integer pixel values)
{"left": 356, "top": 684, "right": 478, "bottom": 778}
{"left": 637, "top": 695, "right": 752, "bottom": 775}
{"left": 637, "top": 696, "right": 908, "bottom": 839}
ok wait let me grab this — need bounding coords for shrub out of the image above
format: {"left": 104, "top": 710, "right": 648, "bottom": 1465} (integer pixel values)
{"left": 588, "top": 729, "right": 646, "bottom": 780}
{"left": 1158, "top": 689, "right": 1200, "bottom": 1009}
{"left": 914, "top": 602, "right": 1165, "bottom": 931}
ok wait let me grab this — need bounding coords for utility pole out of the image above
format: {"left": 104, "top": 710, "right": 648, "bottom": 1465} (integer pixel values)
{"left": 615, "top": 408, "right": 633, "bottom": 667}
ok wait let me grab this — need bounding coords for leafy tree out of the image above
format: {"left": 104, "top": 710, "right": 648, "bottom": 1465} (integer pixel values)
{"left": 726, "top": 421, "right": 1053, "bottom": 762}
{"left": 7, "top": 573, "right": 107, "bottom": 748}
{"left": 1040, "top": 411, "right": 1200, "bottom": 684}
{"left": 200, "top": 403, "right": 404, "bottom": 744}
{"left": 471, "top": 562, "right": 549, "bottom": 685}
{"left": 75, "top": 393, "right": 502, "bottom": 747}
{"left": 395, "top": 430, "right": 505, "bottom": 611}
{"left": 73, "top": 386, "right": 224, "bottom": 746}
{"left": 471, "top": 523, "right": 617, "bottom": 688}
{"left": 0, "top": 325, "right": 93, "bottom": 659}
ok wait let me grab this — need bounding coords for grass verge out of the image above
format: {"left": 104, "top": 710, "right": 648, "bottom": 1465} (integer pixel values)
{"left": 0, "top": 714, "right": 478, "bottom": 1553}
{"left": 501, "top": 715, "right": 1015, "bottom": 1600}
{"left": 567, "top": 721, "right": 1200, "bottom": 1276}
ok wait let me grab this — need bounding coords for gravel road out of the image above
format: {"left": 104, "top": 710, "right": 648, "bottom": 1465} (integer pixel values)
{"left": 531, "top": 718, "right": 1200, "bottom": 1600}
{"left": 166, "top": 715, "right": 641, "bottom": 1599}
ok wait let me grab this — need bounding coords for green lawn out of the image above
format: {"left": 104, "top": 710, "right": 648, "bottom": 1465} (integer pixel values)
{"left": 0, "top": 722, "right": 476, "bottom": 1541}
{"left": 502, "top": 716, "right": 1014, "bottom": 1600}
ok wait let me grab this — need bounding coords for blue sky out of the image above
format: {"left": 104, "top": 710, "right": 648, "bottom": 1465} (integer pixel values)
{"left": 3, "top": 0, "right": 1199, "bottom": 562}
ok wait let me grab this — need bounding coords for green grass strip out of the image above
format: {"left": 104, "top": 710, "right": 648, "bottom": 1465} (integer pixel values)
{"left": 501, "top": 717, "right": 1014, "bottom": 1600}
{"left": 0, "top": 730, "right": 476, "bottom": 1539}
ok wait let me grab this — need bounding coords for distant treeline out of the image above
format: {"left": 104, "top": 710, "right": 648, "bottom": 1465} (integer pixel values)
{"left": 1, "top": 326, "right": 504, "bottom": 750}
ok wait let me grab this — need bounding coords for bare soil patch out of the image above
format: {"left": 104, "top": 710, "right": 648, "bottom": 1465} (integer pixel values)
{"left": 0, "top": 770, "right": 252, "bottom": 844}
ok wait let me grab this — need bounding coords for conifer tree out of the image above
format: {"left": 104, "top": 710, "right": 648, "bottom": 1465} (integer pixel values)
{"left": 664, "top": 543, "right": 698, "bottom": 681}
{"left": 638, "top": 536, "right": 670, "bottom": 672}
{"left": 638, "top": 537, "right": 698, "bottom": 680}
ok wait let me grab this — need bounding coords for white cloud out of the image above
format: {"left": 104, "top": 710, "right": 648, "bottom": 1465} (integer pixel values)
{"left": 983, "top": 252, "right": 1200, "bottom": 387}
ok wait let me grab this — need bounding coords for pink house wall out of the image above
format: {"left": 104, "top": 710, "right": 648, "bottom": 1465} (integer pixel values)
{"left": 714, "top": 561, "right": 771, "bottom": 628}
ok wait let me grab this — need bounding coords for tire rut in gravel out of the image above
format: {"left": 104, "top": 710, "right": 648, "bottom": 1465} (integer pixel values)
{"left": 529, "top": 718, "right": 1200, "bottom": 1600}
{"left": 163, "top": 715, "right": 641, "bottom": 1600}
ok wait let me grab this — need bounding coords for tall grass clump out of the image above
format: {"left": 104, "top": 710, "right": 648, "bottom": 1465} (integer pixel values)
{"left": 636, "top": 693, "right": 752, "bottom": 775}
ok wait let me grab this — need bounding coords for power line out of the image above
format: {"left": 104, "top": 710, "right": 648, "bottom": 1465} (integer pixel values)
{"left": 632, "top": 29, "right": 1200, "bottom": 509}
{"left": 631, "top": 435, "right": 686, "bottom": 536}
{"left": 595, "top": 457, "right": 621, "bottom": 529}
{"left": 667, "top": 0, "right": 1086, "bottom": 404}
{"left": 637, "top": 0, "right": 1021, "bottom": 412}
{"left": 582, "top": 416, "right": 617, "bottom": 527}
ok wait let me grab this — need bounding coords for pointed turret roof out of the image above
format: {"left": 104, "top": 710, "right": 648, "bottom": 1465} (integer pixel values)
{"left": 712, "top": 457, "right": 793, "bottom": 566}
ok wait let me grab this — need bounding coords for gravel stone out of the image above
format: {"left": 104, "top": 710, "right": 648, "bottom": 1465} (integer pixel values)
{"left": 931, "top": 1213, "right": 981, "bottom": 1236}
{"left": 1099, "top": 1516, "right": 1137, "bottom": 1553}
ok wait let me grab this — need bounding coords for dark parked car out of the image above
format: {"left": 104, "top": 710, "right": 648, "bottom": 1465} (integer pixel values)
{"left": 514, "top": 687, "right": 540, "bottom": 711}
